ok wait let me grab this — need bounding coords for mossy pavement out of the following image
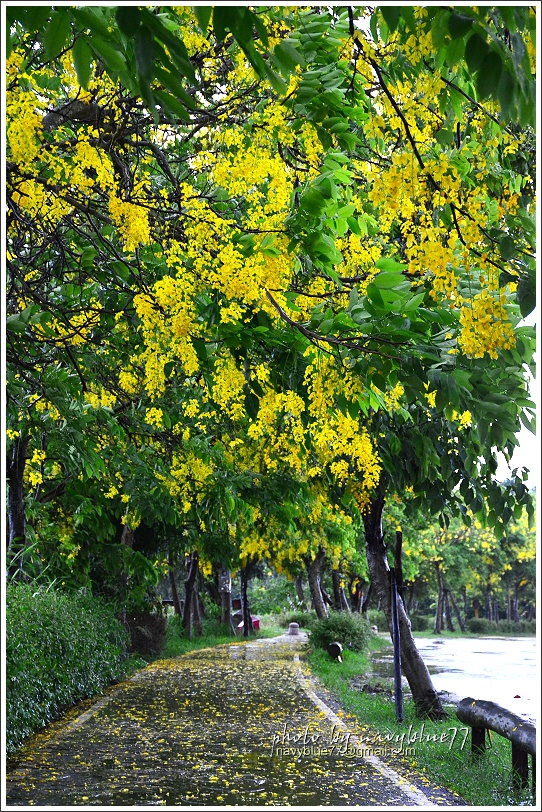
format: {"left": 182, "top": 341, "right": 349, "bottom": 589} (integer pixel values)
{"left": 5, "top": 633, "right": 466, "bottom": 807}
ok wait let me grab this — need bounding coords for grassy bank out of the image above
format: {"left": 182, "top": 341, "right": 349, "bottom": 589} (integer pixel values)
{"left": 308, "top": 637, "right": 534, "bottom": 806}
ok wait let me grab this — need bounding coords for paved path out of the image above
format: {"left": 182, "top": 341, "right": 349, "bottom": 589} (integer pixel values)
{"left": 6, "top": 634, "right": 465, "bottom": 807}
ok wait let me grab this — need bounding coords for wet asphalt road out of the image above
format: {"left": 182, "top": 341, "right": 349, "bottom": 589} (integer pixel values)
{"left": 6, "top": 635, "right": 465, "bottom": 807}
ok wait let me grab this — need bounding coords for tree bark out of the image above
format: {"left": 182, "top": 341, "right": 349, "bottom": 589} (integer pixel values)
{"left": 443, "top": 589, "right": 455, "bottom": 632}
{"left": 361, "top": 582, "right": 372, "bottom": 615}
{"left": 447, "top": 586, "right": 466, "bottom": 632}
{"left": 240, "top": 566, "right": 253, "bottom": 637}
{"left": 294, "top": 575, "right": 307, "bottom": 609}
{"left": 7, "top": 434, "right": 29, "bottom": 580}
{"left": 363, "top": 492, "right": 446, "bottom": 719}
{"left": 218, "top": 566, "right": 235, "bottom": 633}
{"left": 306, "top": 549, "right": 329, "bottom": 619}
{"left": 331, "top": 569, "right": 351, "bottom": 612}
{"left": 183, "top": 551, "right": 199, "bottom": 638}
{"left": 168, "top": 554, "right": 183, "bottom": 617}
{"left": 434, "top": 562, "right": 444, "bottom": 634}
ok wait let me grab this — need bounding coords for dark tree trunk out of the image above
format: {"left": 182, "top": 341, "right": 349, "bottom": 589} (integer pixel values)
{"left": 511, "top": 583, "right": 520, "bottom": 622}
{"left": 306, "top": 549, "right": 328, "bottom": 619}
{"left": 7, "top": 434, "right": 29, "bottom": 580}
{"left": 361, "top": 582, "right": 372, "bottom": 615}
{"left": 294, "top": 575, "right": 307, "bottom": 609}
{"left": 168, "top": 555, "right": 183, "bottom": 617}
{"left": 183, "top": 551, "right": 199, "bottom": 638}
{"left": 331, "top": 569, "right": 351, "bottom": 612}
{"left": 447, "top": 586, "right": 466, "bottom": 632}
{"left": 434, "top": 562, "right": 444, "bottom": 634}
{"left": 218, "top": 566, "right": 235, "bottom": 633}
{"left": 443, "top": 589, "right": 455, "bottom": 632}
{"left": 192, "top": 574, "right": 203, "bottom": 636}
{"left": 363, "top": 492, "right": 446, "bottom": 719}
{"left": 350, "top": 578, "right": 365, "bottom": 612}
{"left": 240, "top": 567, "right": 253, "bottom": 637}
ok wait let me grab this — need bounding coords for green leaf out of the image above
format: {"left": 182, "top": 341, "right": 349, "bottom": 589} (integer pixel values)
{"left": 376, "top": 257, "right": 407, "bottom": 273}
{"left": 213, "top": 6, "right": 239, "bottom": 42}
{"left": 193, "top": 6, "right": 212, "bottom": 32}
{"left": 44, "top": 10, "right": 72, "bottom": 60}
{"left": 89, "top": 36, "right": 127, "bottom": 73}
{"left": 516, "top": 276, "right": 536, "bottom": 318}
{"left": 72, "top": 37, "right": 93, "bottom": 89}
{"left": 476, "top": 51, "right": 503, "bottom": 99}
{"left": 135, "top": 26, "right": 154, "bottom": 82}
{"left": 7, "top": 316, "right": 27, "bottom": 334}
{"left": 116, "top": 6, "right": 142, "bottom": 37}
{"left": 245, "top": 391, "right": 259, "bottom": 419}
{"left": 381, "top": 7, "right": 402, "bottom": 33}
{"left": 465, "top": 34, "right": 489, "bottom": 73}
{"left": 448, "top": 12, "right": 473, "bottom": 38}
{"left": 154, "top": 90, "right": 191, "bottom": 122}
{"left": 499, "top": 235, "right": 516, "bottom": 260}
{"left": 273, "top": 41, "right": 304, "bottom": 74}
{"left": 372, "top": 271, "right": 410, "bottom": 290}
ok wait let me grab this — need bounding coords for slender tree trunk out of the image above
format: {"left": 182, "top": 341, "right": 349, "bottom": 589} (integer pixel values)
{"left": 305, "top": 549, "right": 328, "bottom": 619}
{"left": 183, "top": 551, "right": 199, "bottom": 638}
{"left": 168, "top": 554, "right": 183, "bottom": 617}
{"left": 240, "top": 566, "right": 253, "bottom": 637}
{"left": 350, "top": 578, "right": 365, "bottom": 612}
{"left": 7, "top": 434, "right": 29, "bottom": 580}
{"left": 294, "top": 575, "right": 307, "bottom": 609}
{"left": 331, "top": 569, "right": 351, "bottom": 612}
{"left": 443, "top": 589, "right": 455, "bottom": 632}
{"left": 192, "top": 573, "right": 203, "bottom": 636}
{"left": 511, "top": 583, "right": 520, "bottom": 622}
{"left": 361, "top": 582, "right": 372, "bottom": 615}
{"left": 218, "top": 566, "right": 234, "bottom": 633}
{"left": 363, "top": 492, "right": 446, "bottom": 719}
{"left": 447, "top": 586, "right": 466, "bottom": 632}
{"left": 434, "top": 562, "right": 444, "bottom": 634}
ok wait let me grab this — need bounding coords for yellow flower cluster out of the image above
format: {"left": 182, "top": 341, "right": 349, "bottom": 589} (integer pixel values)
{"left": 109, "top": 194, "right": 151, "bottom": 252}
{"left": 458, "top": 291, "right": 516, "bottom": 359}
{"left": 145, "top": 407, "right": 164, "bottom": 428}
{"left": 84, "top": 389, "right": 117, "bottom": 409}
{"left": 247, "top": 391, "right": 306, "bottom": 473}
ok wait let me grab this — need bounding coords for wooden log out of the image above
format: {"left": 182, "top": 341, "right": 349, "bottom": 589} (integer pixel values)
{"left": 456, "top": 697, "right": 536, "bottom": 756}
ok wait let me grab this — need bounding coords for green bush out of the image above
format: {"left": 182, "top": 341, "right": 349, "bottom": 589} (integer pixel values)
{"left": 6, "top": 583, "right": 129, "bottom": 754}
{"left": 409, "top": 614, "right": 430, "bottom": 631}
{"left": 467, "top": 617, "right": 498, "bottom": 634}
{"left": 367, "top": 609, "right": 387, "bottom": 631}
{"left": 310, "top": 610, "right": 372, "bottom": 653}
{"left": 277, "top": 609, "right": 317, "bottom": 630}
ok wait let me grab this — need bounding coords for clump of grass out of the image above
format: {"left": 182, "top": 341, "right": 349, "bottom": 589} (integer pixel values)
{"left": 308, "top": 645, "right": 534, "bottom": 806}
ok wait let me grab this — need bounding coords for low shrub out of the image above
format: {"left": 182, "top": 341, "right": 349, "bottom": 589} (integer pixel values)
{"left": 367, "top": 609, "right": 387, "bottom": 631}
{"left": 409, "top": 614, "right": 430, "bottom": 631}
{"left": 310, "top": 610, "right": 372, "bottom": 653}
{"left": 6, "top": 583, "right": 128, "bottom": 754}
{"left": 276, "top": 610, "right": 317, "bottom": 630}
{"left": 467, "top": 617, "right": 498, "bottom": 634}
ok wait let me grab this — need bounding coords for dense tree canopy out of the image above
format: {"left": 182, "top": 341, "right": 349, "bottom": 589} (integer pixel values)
{"left": 5, "top": 5, "right": 536, "bottom": 620}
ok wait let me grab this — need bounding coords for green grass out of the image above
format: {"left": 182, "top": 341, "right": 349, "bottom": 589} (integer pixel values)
{"left": 308, "top": 640, "right": 534, "bottom": 807}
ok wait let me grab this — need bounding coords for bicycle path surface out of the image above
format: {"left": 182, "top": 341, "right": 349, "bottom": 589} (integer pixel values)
{"left": 6, "top": 633, "right": 466, "bottom": 808}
